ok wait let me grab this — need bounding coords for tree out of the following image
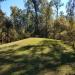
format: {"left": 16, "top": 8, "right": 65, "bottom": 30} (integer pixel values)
{"left": 25, "top": 0, "right": 35, "bottom": 34}
{"left": 32, "top": 0, "right": 40, "bottom": 35}
{"left": 66, "top": 0, "right": 75, "bottom": 48}
{"left": 39, "top": 0, "right": 53, "bottom": 37}
{"left": 10, "top": 6, "right": 29, "bottom": 39}
{"left": 0, "top": 10, "right": 5, "bottom": 43}
{"left": 52, "top": 0, "right": 64, "bottom": 18}
{"left": 3, "top": 17, "right": 13, "bottom": 43}
{"left": 24, "top": 0, "right": 53, "bottom": 37}
{"left": 53, "top": 15, "right": 70, "bottom": 40}
{"left": 24, "top": 0, "right": 40, "bottom": 36}
{"left": 66, "top": 0, "right": 75, "bottom": 28}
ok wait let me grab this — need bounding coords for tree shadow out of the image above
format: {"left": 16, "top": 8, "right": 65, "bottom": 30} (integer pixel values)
{"left": 0, "top": 40, "right": 75, "bottom": 75}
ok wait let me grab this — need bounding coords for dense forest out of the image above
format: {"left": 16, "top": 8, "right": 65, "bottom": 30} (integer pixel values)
{"left": 0, "top": 0, "right": 75, "bottom": 47}
{"left": 0, "top": 0, "right": 75, "bottom": 75}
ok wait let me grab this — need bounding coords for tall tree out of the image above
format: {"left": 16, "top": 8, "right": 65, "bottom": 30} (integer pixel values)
{"left": 66, "top": 0, "right": 75, "bottom": 48}
{"left": 32, "top": 0, "right": 40, "bottom": 35}
{"left": 4, "top": 17, "right": 13, "bottom": 43}
{"left": 0, "top": 10, "right": 4, "bottom": 43}
{"left": 39, "top": 0, "right": 53, "bottom": 37}
{"left": 10, "top": 6, "right": 28, "bottom": 39}
{"left": 52, "top": 0, "right": 64, "bottom": 18}
{"left": 66, "top": 0, "right": 75, "bottom": 28}
{"left": 25, "top": 0, "right": 34, "bottom": 33}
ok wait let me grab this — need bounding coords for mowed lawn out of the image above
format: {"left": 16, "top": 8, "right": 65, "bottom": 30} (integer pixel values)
{"left": 0, "top": 38, "right": 75, "bottom": 75}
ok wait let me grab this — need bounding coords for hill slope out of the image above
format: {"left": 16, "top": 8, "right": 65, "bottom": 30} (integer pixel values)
{"left": 0, "top": 38, "right": 75, "bottom": 75}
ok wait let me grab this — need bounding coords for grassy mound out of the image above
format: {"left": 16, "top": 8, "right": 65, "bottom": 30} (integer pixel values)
{"left": 0, "top": 38, "right": 75, "bottom": 75}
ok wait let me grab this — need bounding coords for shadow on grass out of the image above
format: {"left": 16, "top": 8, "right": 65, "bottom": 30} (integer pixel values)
{"left": 0, "top": 40, "right": 75, "bottom": 75}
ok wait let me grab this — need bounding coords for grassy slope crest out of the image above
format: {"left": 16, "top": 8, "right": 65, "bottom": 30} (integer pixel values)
{"left": 0, "top": 38, "right": 75, "bottom": 75}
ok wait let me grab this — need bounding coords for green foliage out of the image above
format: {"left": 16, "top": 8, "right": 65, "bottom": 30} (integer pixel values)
{"left": 0, "top": 0, "right": 75, "bottom": 74}
{"left": 0, "top": 0, "right": 75, "bottom": 49}
{"left": 51, "top": 0, "right": 64, "bottom": 18}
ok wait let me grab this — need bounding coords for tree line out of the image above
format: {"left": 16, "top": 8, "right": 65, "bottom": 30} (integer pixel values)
{"left": 0, "top": 0, "right": 75, "bottom": 48}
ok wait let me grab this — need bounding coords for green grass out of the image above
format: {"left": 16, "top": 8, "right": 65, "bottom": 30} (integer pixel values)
{"left": 0, "top": 38, "right": 75, "bottom": 75}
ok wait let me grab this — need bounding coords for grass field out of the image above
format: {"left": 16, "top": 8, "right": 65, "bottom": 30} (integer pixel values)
{"left": 0, "top": 38, "right": 75, "bottom": 75}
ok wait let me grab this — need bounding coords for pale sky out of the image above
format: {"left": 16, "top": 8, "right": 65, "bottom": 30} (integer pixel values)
{"left": 1, "top": 0, "right": 69, "bottom": 16}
